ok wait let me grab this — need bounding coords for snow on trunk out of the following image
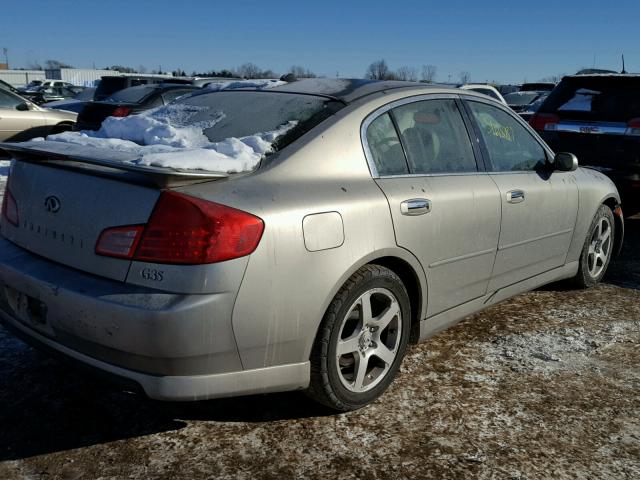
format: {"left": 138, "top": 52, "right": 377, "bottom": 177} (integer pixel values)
{"left": 30, "top": 102, "right": 297, "bottom": 174}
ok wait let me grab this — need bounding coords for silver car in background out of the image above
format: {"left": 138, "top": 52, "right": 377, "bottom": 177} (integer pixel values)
{"left": 0, "top": 88, "right": 77, "bottom": 141}
{"left": 0, "top": 79, "right": 623, "bottom": 411}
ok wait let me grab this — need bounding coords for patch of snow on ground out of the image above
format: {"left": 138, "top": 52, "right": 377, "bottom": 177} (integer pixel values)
{"left": 38, "top": 103, "right": 297, "bottom": 173}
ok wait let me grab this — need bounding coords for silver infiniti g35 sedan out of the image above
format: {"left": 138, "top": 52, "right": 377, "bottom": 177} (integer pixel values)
{"left": 0, "top": 79, "right": 624, "bottom": 411}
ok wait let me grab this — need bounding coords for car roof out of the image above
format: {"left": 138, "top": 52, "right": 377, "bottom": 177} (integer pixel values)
{"left": 115, "top": 83, "right": 199, "bottom": 93}
{"left": 267, "top": 78, "right": 442, "bottom": 104}
{"left": 566, "top": 73, "right": 640, "bottom": 79}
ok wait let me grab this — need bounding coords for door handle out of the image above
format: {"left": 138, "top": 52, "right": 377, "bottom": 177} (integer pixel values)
{"left": 506, "top": 190, "right": 525, "bottom": 204}
{"left": 400, "top": 198, "right": 431, "bottom": 216}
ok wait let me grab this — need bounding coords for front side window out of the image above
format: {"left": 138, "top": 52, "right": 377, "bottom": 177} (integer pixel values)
{"left": 467, "top": 101, "right": 547, "bottom": 172}
{"left": 365, "top": 113, "right": 409, "bottom": 176}
{"left": 392, "top": 99, "right": 477, "bottom": 174}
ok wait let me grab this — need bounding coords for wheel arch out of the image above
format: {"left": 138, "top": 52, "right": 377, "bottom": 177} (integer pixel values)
{"left": 308, "top": 248, "right": 428, "bottom": 360}
{"left": 602, "top": 195, "right": 624, "bottom": 257}
{"left": 49, "top": 122, "right": 74, "bottom": 134}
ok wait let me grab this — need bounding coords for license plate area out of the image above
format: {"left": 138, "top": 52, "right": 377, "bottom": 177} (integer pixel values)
{"left": 4, "top": 286, "right": 54, "bottom": 337}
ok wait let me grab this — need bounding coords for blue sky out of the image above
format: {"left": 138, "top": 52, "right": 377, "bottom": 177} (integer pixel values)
{"left": 2, "top": 0, "right": 638, "bottom": 83}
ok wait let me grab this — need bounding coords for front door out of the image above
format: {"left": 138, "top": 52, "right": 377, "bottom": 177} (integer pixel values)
{"left": 463, "top": 99, "right": 579, "bottom": 291}
{"left": 364, "top": 96, "right": 501, "bottom": 316}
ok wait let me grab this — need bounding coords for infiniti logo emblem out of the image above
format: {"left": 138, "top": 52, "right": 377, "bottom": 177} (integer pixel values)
{"left": 44, "top": 196, "right": 61, "bottom": 213}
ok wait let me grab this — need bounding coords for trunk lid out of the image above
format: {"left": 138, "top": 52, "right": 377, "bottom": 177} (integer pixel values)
{"left": 0, "top": 141, "right": 228, "bottom": 282}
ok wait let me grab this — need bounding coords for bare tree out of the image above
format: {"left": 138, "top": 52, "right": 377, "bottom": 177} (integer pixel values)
{"left": 365, "top": 59, "right": 391, "bottom": 80}
{"left": 395, "top": 66, "right": 418, "bottom": 82}
{"left": 289, "top": 65, "right": 316, "bottom": 78}
{"left": 236, "top": 62, "right": 262, "bottom": 79}
{"left": 27, "top": 61, "right": 42, "bottom": 70}
{"left": 421, "top": 64, "right": 437, "bottom": 83}
{"left": 459, "top": 71, "right": 471, "bottom": 84}
{"left": 539, "top": 73, "right": 564, "bottom": 83}
{"left": 44, "top": 59, "right": 73, "bottom": 69}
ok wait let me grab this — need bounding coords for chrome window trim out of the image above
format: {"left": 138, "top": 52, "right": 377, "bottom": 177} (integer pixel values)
{"left": 361, "top": 93, "right": 463, "bottom": 179}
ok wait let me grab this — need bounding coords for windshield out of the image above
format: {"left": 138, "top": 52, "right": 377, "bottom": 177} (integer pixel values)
{"left": 504, "top": 92, "right": 540, "bottom": 106}
{"left": 105, "top": 86, "right": 158, "bottom": 104}
{"left": 176, "top": 90, "right": 344, "bottom": 149}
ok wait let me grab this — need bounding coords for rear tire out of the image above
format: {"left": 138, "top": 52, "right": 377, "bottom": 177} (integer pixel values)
{"left": 572, "top": 205, "right": 615, "bottom": 288}
{"left": 306, "top": 265, "right": 411, "bottom": 411}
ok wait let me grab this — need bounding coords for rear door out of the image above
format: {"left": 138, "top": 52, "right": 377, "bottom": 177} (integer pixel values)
{"left": 463, "top": 98, "right": 578, "bottom": 291}
{"left": 364, "top": 95, "right": 501, "bottom": 316}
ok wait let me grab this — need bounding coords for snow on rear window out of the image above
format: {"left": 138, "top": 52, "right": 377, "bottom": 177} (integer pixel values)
{"left": 38, "top": 102, "right": 298, "bottom": 173}
{"left": 557, "top": 88, "right": 600, "bottom": 112}
{"left": 35, "top": 91, "right": 340, "bottom": 173}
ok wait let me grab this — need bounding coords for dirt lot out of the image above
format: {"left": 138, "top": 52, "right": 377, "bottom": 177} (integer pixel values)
{"left": 0, "top": 215, "right": 638, "bottom": 480}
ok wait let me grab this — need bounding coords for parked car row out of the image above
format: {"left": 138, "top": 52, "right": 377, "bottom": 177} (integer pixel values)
{"left": 0, "top": 74, "right": 242, "bottom": 144}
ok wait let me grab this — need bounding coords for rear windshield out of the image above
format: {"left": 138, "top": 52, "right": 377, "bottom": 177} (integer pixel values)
{"left": 95, "top": 77, "right": 130, "bottom": 99}
{"left": 176, "top": 91, "right": 344, "bottom": 149}
{"left": 105, "top": 86, "right": 158, "bottom": 104}
{"left": 540, "top": 76, "right": 640, "bottom": 121}
{"left": 504, "top": 91, "right": 540, "bottom": 106}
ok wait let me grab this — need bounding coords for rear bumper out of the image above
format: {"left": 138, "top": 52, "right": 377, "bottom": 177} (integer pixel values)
{"left": 0, "top": 237, "right": 310, "bottom": 400}
{"left": 1, "top": 310, "right": 309, "bottom": 401}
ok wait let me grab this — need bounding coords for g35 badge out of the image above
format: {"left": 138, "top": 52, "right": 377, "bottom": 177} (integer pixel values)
{"left": 141, "top": 268, "right": 164, "bottom": 282}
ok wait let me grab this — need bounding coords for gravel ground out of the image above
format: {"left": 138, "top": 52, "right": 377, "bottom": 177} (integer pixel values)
{"left": 0, "top": 215, "right": 638, "bottom": 480}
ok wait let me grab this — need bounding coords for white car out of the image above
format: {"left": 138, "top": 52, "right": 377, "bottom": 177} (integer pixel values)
{"left": 460, "top": 84, "right": 507, "bottom": 105}
{"left": 21, "top": 80, "right": 74, "bottom": 93}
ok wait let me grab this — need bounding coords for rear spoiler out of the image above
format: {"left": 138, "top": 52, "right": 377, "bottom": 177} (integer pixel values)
{"left": 0, "top": 141, "right": 228, "bottom": 188}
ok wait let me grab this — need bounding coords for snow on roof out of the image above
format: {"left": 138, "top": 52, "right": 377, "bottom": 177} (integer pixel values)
{"left": 205, "top": 79, "right": 287, "bottom": 91}
{"left": 30, "top": 103, "right": 297, "bottom": 173}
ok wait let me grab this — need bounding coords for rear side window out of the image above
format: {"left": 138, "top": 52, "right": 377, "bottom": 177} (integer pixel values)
{"left": 365, "top": 113, "right": 409, "bottom": 176}
{"left": 541, "top": 77, "right": 640, "bottom": 121}
{"left": 467, "top": 101, "right": 547, "bottom": 172}
{"left": 393, "top": 99, "right": 477, "bottom": 174}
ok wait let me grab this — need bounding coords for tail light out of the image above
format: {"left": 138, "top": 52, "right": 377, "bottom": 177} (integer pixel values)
{"left": 96, "top": 191, "right": 264, "bottom": 264}
{"left": 112, "top": 106, "right": 132, "bottom": 117}
{"left": 1, "top": 187, "right": 19, "bottom": 226}
{"left": 626, "top": 118, "right": 640, "bottom": 136}
{"left": 530, "top": 113, "right": 560, "bottom": 132}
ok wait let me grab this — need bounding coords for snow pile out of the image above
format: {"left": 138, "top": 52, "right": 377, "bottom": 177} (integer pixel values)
{"left": 95, "top": 104, "right": 224, "bottom": 148}
{"left": 37, "top": 103, "right": 297, "bottom": 173}
{"left": 206, "top": 79, "right": 286, "bottom": 91}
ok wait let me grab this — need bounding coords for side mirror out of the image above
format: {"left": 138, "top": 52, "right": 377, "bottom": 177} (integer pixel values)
{"left": 16, "top": 102, "right": 30, "bottom": 111}
{"left": 554, "top": 152, "right": 578, "bottom": 172}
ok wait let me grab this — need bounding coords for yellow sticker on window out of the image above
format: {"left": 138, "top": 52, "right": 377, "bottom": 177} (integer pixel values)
{"left": 486, "top": 122, "right": 514, "bottom": 142}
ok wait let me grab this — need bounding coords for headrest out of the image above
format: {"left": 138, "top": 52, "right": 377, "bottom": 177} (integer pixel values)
{"left": 414, "top": 111, "right": 440, "bottom": 125}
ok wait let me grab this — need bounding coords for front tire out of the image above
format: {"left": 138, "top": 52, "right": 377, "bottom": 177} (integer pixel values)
{"left": 572, "top": 205, "right": 615, "bottom": 288}
{"left": 306, "top": 265, "right": 411, "bottom": 411}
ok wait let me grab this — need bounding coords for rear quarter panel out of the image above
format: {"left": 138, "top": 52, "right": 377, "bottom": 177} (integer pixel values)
{"left": 177, "top": 91, "right": 434, "bottom": 370}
